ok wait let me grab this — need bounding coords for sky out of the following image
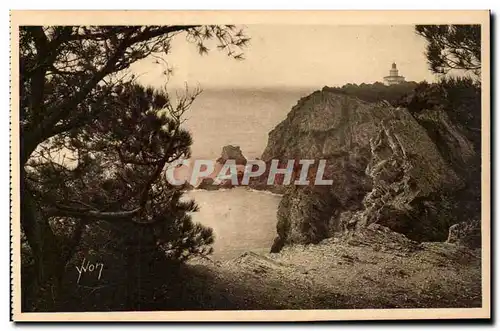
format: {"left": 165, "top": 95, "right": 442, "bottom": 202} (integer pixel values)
{"left": 130, "top": 24, "right": 437, "bottom": 90}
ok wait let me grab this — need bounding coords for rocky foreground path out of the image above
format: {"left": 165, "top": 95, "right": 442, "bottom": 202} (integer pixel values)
{"left": 159, "top": 224, "right": 482, "bottom": 310}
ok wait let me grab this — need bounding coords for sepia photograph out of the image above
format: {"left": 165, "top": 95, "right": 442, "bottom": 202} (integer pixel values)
{"left": 10, "top": 10, "right": 490, "bottom": 321}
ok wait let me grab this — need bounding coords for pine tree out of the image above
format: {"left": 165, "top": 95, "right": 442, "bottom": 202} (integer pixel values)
{"left": 19, "top": 25, "right": 248, "bottom": 311}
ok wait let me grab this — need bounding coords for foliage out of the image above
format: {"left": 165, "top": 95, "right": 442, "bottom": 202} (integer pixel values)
{"left": 415, "top": 25, "right": 481, "bottom": 78}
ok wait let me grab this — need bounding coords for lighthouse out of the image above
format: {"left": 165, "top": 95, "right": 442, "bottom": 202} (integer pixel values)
{"left": 383, "top": 62, "right": 405, "bottom": 85}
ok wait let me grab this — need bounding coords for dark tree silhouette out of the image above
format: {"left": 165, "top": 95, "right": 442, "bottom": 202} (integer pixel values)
{"left": 322, "top": 81, "right": 419, "bottom": 105}
{"left": 415, "top": 25, "right": 481, "bottom": 78}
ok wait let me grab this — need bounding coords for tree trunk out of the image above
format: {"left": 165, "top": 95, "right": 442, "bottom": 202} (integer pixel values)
{"left": 20, "top": 177, "right": 64, "bottom": 311}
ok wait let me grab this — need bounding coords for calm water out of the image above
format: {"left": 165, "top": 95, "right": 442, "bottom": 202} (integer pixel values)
{"left": 181, "top": 88, "right": 312, "bottom": 259}
{"left": 186, "top": 188, "right": 283, "bottom": 260}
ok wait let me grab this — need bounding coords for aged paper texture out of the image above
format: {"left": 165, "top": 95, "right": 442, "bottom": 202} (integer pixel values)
{"left": 10, "top": 10, "right": 490, "bottom": 321}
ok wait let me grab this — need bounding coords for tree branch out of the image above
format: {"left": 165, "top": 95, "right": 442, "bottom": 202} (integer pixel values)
{"left": 21, "top": 26, "right": 201, "bottom": 166}
{"left": 46, "top": 205, "right": 141, "bottom": 221}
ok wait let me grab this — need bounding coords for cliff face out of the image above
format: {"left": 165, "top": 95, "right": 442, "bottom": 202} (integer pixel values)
{"left": 264, "top": 88, "right": 477, "bottom": 250}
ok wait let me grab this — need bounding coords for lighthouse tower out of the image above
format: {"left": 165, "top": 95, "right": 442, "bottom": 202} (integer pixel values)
{"left": 383, "top": 62, "right": 405, "bottom": 85}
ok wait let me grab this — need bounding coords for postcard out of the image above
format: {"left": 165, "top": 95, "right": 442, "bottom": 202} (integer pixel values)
{"left": 10, "top": 10, "right": 490, "bottom": 322}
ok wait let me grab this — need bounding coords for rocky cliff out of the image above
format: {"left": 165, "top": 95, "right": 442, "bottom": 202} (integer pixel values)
{"left": 263, "top": 88, "right": 478, "bottom": 252}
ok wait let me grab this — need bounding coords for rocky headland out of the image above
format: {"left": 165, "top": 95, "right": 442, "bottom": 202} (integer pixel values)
{"left": 187, "top": 86, "right": 482, "bottom": 310}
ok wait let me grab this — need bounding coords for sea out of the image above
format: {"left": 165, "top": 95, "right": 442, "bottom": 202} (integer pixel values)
{"left": 181, "top": 88, "right": 314, "bottom": 260}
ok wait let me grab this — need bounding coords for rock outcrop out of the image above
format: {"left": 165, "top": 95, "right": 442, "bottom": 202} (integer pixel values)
{"left": 194, "top": 146, "right": 247, "bottom": 190}
{"left": 263, "top": 88, "right": 477, "bottom": 250}
{"left": 197, "top": 178, "right": 219, "bottom": 191}
{"left": 217, "top": 145, "right": 247, "bottom": 166}
{"left": 182, "top": 182, "right": 195, "bottom": 191}
{"left": 272, "top": 186, "right": 340, "bottom": 251}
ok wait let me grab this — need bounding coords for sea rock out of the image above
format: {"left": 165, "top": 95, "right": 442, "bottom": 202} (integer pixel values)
{"left": 195, "top": 145, "right": 248, "bottom": 190}
{"left": 263, "top": 89, "right": 472, "bottom": 250}
{"left": 217, "top": 145, "right": 247, "bottom": 166}
{"left": 196, "top": 177, "right": 236, "bottom": 190}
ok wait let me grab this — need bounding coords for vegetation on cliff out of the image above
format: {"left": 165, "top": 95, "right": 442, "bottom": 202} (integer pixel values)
{"left": 415, "top": 25, "right": 481, "bottom": 78}
{"left": 265, "top": 24, "right": 482, "bottom": 253}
